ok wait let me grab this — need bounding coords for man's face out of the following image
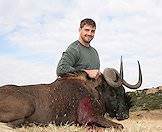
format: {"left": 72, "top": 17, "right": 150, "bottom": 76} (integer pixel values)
{"left": 79, "top": 24, "right": 96, "bottom": 44}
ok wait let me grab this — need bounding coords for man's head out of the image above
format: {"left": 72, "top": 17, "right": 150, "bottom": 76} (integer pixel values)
{"left": 79, "top": 18, "right": 96, "bottom": 47}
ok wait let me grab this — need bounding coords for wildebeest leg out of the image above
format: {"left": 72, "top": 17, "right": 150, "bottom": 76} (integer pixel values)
{"left": 77, "top": 96, "right": 123, "bottom": 130}
{"left": 95, "top": 116, "right": 123, "bottom": 129}
{"left": 0, "top": 95, "right": 35, "bottom": 128}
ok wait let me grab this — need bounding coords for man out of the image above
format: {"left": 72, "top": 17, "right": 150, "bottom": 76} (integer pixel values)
{"left": 56, "top": 19, "right": 131, "bottom": 122}
{"left": 56, "top": 18, "right": 100, "bottom": 79}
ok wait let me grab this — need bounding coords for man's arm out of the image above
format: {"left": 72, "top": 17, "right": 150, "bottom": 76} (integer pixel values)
{"left": 56, "top": 45, "right": 80, "bottom": 76}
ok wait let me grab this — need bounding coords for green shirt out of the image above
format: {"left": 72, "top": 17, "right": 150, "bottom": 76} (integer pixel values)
{"left": 56, "top": 40, "right": 100, "bottom": 76}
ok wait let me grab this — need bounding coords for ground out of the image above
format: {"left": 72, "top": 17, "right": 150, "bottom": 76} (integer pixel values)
{"left": 0, "top": 109, "right": 162, "bottom": 132}
{"left": 118, "top": 109, "right": 162, "bottom": 132}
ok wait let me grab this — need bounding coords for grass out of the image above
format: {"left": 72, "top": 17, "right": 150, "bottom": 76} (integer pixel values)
{"left": 1, "top": 110, "right": 162, "bottom": 132}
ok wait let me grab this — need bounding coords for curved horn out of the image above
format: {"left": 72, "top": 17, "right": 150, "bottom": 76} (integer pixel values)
{"left": 120, "top": 56, "right": 123, "bottom": 80}
{"left": 122, "top": 61, "right": 142, "bottom": 89}
{"left": 103, "top": 57, "right": 142, "bottom": 89}
{"left": 103, "top": 57, "right": 124, "bottom": 87}
{"left": 103, "top": 68, "right": 122, "bottom": 87}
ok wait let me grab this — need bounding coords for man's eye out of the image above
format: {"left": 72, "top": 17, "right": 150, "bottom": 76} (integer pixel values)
{"left": 91, "top": 30, "right": 95, "bottom": 33}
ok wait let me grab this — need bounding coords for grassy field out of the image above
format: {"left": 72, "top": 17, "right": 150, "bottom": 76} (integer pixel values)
{"left": 0, "top": 110, "right": 162, "bottom": 132}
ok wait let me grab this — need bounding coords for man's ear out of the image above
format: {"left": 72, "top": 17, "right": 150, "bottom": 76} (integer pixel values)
{"left": 79, "top": 28, "right": 81, "bottom": 32}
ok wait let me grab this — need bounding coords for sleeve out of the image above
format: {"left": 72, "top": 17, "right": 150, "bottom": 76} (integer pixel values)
{"left": 95, "top": 49, "right": 100, "bottom": 69}
{"left": 56, "top": 45, "right": 80, "bottom": 76}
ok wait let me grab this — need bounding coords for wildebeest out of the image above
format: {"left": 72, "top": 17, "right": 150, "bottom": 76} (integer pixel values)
{"left": 0, "top": 58, "right": 142, "bottom": 129}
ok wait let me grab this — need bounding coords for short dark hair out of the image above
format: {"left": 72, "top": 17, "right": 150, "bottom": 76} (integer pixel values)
{"left": 80, "top": 18, "right": 96, "bottom": 29}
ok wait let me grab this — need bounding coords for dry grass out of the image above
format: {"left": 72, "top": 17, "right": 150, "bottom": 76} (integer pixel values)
{"left": 0, "top": 110, "right": 162, "bottom": 132}
{"left": 117, "top": 118, "right": 162, "bottom": 132}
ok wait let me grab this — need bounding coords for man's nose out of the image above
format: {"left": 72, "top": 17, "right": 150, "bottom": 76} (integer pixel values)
{"left": 87, "top": 31, "right": 93, "bottom": 36}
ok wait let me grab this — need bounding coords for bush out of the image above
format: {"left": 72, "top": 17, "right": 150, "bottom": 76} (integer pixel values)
{"left": 127, "top": 89, "right": 162, "bottom": 111}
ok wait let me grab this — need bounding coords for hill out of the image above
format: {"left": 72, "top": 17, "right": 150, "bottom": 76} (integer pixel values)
{"left": 127, "top": 86, "right": 162, "bottom": 111}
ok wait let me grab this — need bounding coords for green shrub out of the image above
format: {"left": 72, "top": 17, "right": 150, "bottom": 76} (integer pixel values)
{"left": 127, "top": 90, "right": 162, "bottom": 111}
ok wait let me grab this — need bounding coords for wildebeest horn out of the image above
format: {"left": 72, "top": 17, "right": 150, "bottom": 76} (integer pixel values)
{"left": 120, "top": 56, "right": 123, "bottom": 80}
{"left": 103, "top": 68, "right": 122, "bottom": 87}
{"left": 122, "top": 60, "right": 142, "bottom": 89}
{"left": 103, "top": 57, "right": 142, "bottom": 89}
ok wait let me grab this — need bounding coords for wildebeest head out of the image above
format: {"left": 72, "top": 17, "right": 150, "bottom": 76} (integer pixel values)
{"left": 101, "top": 57, "right": 142, "bottom": 120}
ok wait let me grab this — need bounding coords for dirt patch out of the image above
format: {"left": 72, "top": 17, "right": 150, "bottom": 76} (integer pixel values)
{"left": 113, "top": 109, "right": 162, "bottom": 132}
{"left": 130, "top": 109, "right": 162, "bottom": 120}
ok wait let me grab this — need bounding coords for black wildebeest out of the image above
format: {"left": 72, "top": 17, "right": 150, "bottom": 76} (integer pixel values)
{"left": 0, "top": 58, "right": 142, "bottom": 129}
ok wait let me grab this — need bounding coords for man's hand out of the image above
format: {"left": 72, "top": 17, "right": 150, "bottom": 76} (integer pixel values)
{"left": 84, "top": 69, "right": 101, "bottom": 79}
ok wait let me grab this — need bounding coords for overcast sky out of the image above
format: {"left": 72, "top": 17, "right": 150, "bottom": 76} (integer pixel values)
{"left": 0, "top": 0, "right": 162, "bottom": 90}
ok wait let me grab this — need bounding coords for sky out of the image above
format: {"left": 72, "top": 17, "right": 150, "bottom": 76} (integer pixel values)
{"left": 0, "top": 0, "right": 162, "bottom": 91}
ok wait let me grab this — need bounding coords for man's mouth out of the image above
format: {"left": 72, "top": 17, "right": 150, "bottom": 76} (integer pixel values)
{"left": 85, "top": 35, "right": 93, "bottom": 39}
